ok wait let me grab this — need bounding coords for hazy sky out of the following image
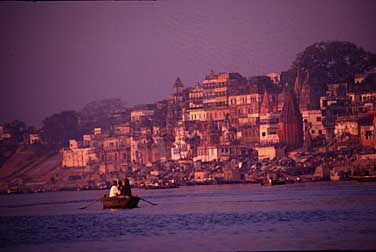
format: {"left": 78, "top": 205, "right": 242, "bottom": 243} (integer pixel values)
{"left": 1, "top": 0, "right": 375, "bottom": 127}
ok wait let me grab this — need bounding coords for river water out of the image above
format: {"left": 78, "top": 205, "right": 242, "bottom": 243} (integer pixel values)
{"left": 1, "top": 181, "right": 376, "bottom": 251}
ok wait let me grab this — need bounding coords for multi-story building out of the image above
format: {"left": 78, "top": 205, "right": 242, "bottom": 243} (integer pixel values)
{"left": 320, "top": 94, "right": 352, "bottom": 139}
{"left": 112, "top": 123, "right": 131, "bottom": 136}
{"left": 228, "top": 85, "right": 261, "bottom": 127}
{"left": 334, "top": 116, "right": 360, "bottom": 137}
{"left": 97, "top": 136, "right": 131, "bottom": 173}
{"left": 359, "top": 114, "right": 376, "bottom": 147}
{"left": 185, "top": 82, "right": 205, "bottom": 121}
{"left": 171, "top": 124, "right": 190, "bottom": 160}
{"left": 202, "top": 70, "right": 245, "bottom": 111}
{"left": 131, "top": 109, "right": 154, "bottom": 122}
{"left": 62, "top": 139, "right": 98, "bottom": 168}
{"left": 185, "top": 71, "right": 247, "bottom": 123}
{"left": 29, "top": 134, "right": 41, "bottom": 144}
{"left": 62, "top": 147, "right": 96, "bottom": 168}
{"left": 301, "top": 110, "right": 326, "bottom": 139}
{"left": 188, "top": 109, "right": 207, "bottom": 121}
{"left": 93, "top": 128, "right": 102, "bottom": 136}
{"left": 237, "top": 125, "right": 259, "bottom": 146}
{"left": 187, "top": 82, "right": 203, "bottom": 109}
{"left": 205, "top": 107, "right": 229, "bottom": 121}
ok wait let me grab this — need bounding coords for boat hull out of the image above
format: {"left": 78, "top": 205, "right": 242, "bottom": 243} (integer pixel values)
{"left": 101, "top": 196, "right": 140, "bottom": 209}
{"left": 350, "top": 176, "right": 376, "bottom": 182}
{"left": 261, "top": 179, "right": 286, "bottom": 186}
{"left": 145, "top": 184, "right": 179, "bottom": 190}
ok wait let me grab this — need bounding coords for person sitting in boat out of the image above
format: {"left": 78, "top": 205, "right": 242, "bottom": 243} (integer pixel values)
{"left": 121, "top": 178, "right": 132, "bottom": 198}
{"left": 109, "top": 180, "right": 121, "bottom": 198}
{"left": 118, "top": 180, "right": 123, "bottom": 194}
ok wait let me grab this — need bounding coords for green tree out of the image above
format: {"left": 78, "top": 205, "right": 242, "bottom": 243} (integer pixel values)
{"left": 290, "top": 41, "right": 376, "bottom": 84}
{"left": 41, "top": 111, "right": 81, "bottom": 149}
{"left": 5, "top": 120, "right": 27, "bottom": 142}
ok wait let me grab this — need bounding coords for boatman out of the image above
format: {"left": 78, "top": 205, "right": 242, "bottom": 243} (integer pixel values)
{"left": 109, "top": 180, "right": 121, "bottom": 198}
{"left": 121, "top": 178, "right": 133, "bottom": 198}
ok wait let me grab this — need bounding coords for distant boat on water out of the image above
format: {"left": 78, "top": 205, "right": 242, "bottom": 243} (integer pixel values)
{"left": 143, "top": 180, "right": 179, "bottom": 190}
{"left": 330, "top": 171, "right": 342, "bottom": 181}
{"left": 350, "top": 176, "right": 376, "bottom": 182}
{"left": 260, "top": 177, "right": 286, "bottom": 186}
{"left": 145, "top": 183, "right": 179, "bottom": 190}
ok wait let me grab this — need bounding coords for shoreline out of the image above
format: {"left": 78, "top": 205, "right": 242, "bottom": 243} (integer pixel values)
{"left": 1, "top": 178, "right": 374, "bottom": 196}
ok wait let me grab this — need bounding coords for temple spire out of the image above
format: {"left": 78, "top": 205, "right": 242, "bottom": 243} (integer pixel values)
{"left": 260, "top": 89, "right": 271, "bottom": 114}
{"left": 173, "top": 77, "right": 184, "bottom": 95}
{"left": 278, "top": 87, "right": 303, "bottom": 149}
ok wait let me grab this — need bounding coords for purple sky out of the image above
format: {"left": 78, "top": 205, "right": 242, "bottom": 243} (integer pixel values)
{"left": 1, "top": 0, "right": 375, "bottom": 127}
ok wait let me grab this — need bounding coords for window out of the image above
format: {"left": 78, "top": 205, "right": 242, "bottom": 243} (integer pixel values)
{"left": 365, "top": 130, "right": 372, "bottom": 139}
{"left": 311, "top": 130, "right": 315, "bottom": 134}
{"left": 262, "top": 132, "right": 266, "bottom": 137}
{"left": 316, "top": 117, "right": 321, "bottom": 122}
{"left": 318, "top": 130, "right": 322, "bottom": 135}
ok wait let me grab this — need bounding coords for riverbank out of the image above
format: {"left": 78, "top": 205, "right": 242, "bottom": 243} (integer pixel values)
{"left": 1, "top": 175, "right": 375, "bottom": 195}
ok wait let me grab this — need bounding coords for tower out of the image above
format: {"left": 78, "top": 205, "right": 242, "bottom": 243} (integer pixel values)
{"left": 204, "top": 119, "right": 220, "bottom": 146}
{"left": 167, "top": 77, "right": 184, "bottom": 130}
{"left": 259, "top": 89, "right": 280, "bottom": 145}
{"left": 278, "top": 88, "right": 303, "bottom": 149}
{"left": 260, "top": 89, "right": 271, "bottom": 114}
{"left": 173, "top": 77, "right": 184, "bottom": 96}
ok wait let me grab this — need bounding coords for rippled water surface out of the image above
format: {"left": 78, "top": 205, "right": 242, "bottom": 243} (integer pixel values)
{"left": 1, "top": 182, "right": 376, "bottom": 251}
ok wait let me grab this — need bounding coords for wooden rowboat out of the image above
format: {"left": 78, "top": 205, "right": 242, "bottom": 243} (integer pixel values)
{"left": 350, "top": 176, "right": 376, "bottom": 182}
{"left": 101, "top": 195, "right": 140, "bottom": 209}
{"left": 260, "top": 177, "right": 286, "bottom": 186}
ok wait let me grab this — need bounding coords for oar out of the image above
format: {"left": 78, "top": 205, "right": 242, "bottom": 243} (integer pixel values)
{"left": 139, "top": 197, "right": 158, "bottom": 206}
{"left": 79, "top": 198, "right": 100, "bottom": 209}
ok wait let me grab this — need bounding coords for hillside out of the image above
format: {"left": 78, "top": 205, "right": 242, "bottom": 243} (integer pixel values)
{"left": 0, "top": 146, "right": 61, "bottom": 192}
